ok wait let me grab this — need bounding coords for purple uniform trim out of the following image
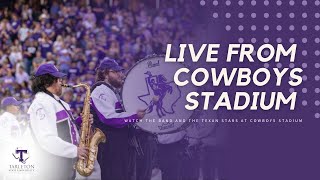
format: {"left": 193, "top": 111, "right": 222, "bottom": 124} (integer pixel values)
{"left": 91, "top": 99, "right": 138, "bottom": 128}
{"left": 68, "top": 110, "right": 78, "bottom": 145}
{"left": 56, "top": 110, "right": 78, "bottom": 145}
{"left": 69, "top": 121, "right": 78, "bottom": 145}
{"left": 56, "top": 110, "right": 68, "bottom": 122}
{"left": 115, "top": 102, "right": 122, "bottom": 110}
{"left": 75, "top": 116, "right": 82, "bottom": 126}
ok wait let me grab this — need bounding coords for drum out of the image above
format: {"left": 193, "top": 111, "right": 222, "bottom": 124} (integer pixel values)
{"left": 186, "top": 108, "right": 218, "bottom": 140}
{"left": 122, "top": 55, "right": 197, "bottom": 134}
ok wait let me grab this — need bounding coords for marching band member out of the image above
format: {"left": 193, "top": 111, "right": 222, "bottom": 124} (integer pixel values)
{"left": 200, "top": 123, "right": 228, "bottom": 180}
{"left": 0, "top": 97, "right": 23, "bottom": 141}
{"left": 27, "top": 63, "right": 99, "bottom": 180}
{"left": 91, "top": 58, "right": 145, "bottom": 180}
{"left": 157, "top": 130, "right": 191, "bottom": 180}
{"left": 0, "top": 97, "right": 23, "bottom": 179}
{"left": 135, "top": 129, "right": 158, "bottom": 180}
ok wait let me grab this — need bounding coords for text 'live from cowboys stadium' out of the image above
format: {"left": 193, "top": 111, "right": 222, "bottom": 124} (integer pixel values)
{"left": 165, "top": 44, "right": 302, "bottom": 111}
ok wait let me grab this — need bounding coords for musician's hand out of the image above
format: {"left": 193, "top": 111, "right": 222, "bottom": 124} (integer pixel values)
{"left": 77, "top": 146, "right": 89, "bottom": 159}
{"left": 80, "top": 113, "right": 94, "bottom": 125}
{"left": 137, "top": 109, "right": 146, "bottom": 119}
{"left": 152, "top": 96, "right": 159, "bottom": 102}
{"left": 89, "top": 113, "right": 94, "bottom": 125}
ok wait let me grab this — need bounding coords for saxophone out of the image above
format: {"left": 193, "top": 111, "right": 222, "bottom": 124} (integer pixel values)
{"left": 62, "top": 83, "right": 106, "bottom": 177}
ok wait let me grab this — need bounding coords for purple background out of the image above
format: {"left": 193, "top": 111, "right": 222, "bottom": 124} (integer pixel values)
{"left": 190, "top": 0, "right": 320, "bottom": 179}
{"left": 0, "top": 0, "right": 318, "bottom": 179}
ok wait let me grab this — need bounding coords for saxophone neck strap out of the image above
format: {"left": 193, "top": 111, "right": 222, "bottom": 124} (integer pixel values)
{"left": 91, "top": 81, "right": 117, "bottom": 94}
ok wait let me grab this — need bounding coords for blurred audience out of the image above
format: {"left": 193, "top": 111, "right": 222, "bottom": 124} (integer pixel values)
{"left": 0, "top": 0, "right": 194, "bottom": 117}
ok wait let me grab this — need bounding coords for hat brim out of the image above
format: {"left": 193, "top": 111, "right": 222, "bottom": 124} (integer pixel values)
{"left": 13, "top": 100, "right": 23, "bottom": 106}
{"left": 2, "top": 100, "right": 22, "bottom": 107}
{"left": 51, "top": 72, "right": 67, "bottom": 78}
{"left": 112, "top": 66, "right": 124, "bottom": 71}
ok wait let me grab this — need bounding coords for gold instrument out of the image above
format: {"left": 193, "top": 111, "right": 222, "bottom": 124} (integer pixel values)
{"left": 62, "top": 83, "right": 106, "bottom": 177}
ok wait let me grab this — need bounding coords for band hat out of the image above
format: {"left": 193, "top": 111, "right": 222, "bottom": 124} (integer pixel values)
{"left": 97, "top": 58, "right": 124, "bottom": 72}
{"left": 35, "top": 63, "right": 66, "bottom": 78}
{"left": 1, "top": 97, "right": 22, "bottom": 108}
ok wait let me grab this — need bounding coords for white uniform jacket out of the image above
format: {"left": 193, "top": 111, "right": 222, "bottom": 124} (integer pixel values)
{"left": 0, "top": 112, "right": 22, "bottom": 142}
{"left": 91, "top": 84, "right": 138, "bottom": 128}
{"left": 27, "top": 92, "right": 79, "bottom": 158}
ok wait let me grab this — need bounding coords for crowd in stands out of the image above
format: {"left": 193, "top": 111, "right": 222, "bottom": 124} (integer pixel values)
{"left": 0, "top": 0, "right": 194, "bottom": 118}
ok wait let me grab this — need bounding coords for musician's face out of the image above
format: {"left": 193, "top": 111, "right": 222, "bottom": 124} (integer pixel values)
{"left": 6, "top": 105, "right": 20, "bottom": 115}
{"left": 107, "top": 70, "right": 125, "bottom": 88}
{"left": 52, "top": 78, "right": 63, "bottom": 96}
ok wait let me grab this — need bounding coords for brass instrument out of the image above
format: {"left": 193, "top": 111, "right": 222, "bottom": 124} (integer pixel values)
{"left": 62, "top": 83, "right": 106, "bottom": 177}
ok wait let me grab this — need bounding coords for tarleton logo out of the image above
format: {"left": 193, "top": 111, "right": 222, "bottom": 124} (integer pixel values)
{"left": 12, "top": 149, "right": 29, "bottom": 164}
{"left": 8, "top": 147, "right": 35, "bottom": 172}
{"left": 138, "top": 71, "right": 181, "bottom": 120}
